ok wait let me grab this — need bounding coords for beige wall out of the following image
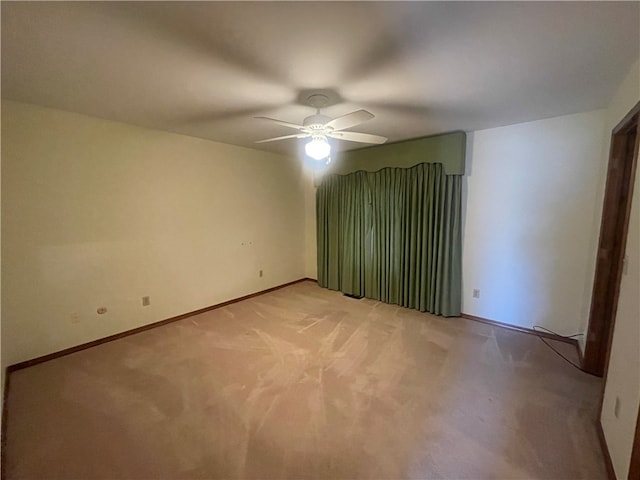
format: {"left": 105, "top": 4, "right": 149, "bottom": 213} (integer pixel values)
{"left": 303, "top": 172, "right": 317, "bottom": 280}
{"left": 462, "top": 110, "right": 607, "bottom": 335}
{"left": 1, "top": 101, "right": 305, "bottom": 366}
{"left": 599, "top": 59, "right": 640, "bottom": 480}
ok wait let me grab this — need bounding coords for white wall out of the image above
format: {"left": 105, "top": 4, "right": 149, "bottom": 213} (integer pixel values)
{"left": 600, "top": 59, "right": 640, "bottom": 480}
{"left": 1, "top": 101, "right": 306, "bottom": 366}
{"left": 462, "top": 110, "right": 607, "bottom": 335}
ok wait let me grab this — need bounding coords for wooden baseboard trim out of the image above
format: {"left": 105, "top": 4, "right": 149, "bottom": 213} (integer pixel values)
{"left": 7, "top": 278, "right": 313, "bottom": 373}
{"left": 460, "top": 313, "right": 579, "bottom": 346}
{"left": 596, "top": 419, "right": 617, "bottom": 480}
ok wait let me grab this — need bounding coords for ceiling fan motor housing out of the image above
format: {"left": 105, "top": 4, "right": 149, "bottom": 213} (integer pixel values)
{"left": 303, "top": 114, "right": 332, "bottom": 130}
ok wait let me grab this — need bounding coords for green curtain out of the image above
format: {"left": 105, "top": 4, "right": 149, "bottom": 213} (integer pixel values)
{"left": 316, "top": 163, "right": 462, "bottom": 317}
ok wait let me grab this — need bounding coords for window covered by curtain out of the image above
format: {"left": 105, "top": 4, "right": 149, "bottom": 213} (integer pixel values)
{"left": 316, "top": 163, "right": 461, "bottom": 317}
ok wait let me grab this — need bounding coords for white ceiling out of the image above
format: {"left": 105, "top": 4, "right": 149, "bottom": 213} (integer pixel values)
{"left": 2, "top": 2, "right": 638, "bottom": 156}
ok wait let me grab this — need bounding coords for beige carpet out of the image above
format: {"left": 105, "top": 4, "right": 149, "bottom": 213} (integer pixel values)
{"left": 5, "top": 281, "right": 606, "bottom": 479}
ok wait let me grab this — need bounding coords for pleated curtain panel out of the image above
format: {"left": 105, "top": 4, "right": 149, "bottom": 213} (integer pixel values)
{"left": 316, "top": 162, "right": 462, "bottom": 317}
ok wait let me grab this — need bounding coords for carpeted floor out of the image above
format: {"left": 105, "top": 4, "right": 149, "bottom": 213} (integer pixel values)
{"left": 4, "top": 280, "right": 606, "bottom": 479}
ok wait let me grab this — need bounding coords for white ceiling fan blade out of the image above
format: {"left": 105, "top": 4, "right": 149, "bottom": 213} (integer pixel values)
{"left": 255, "top": 133, "right": 310, "bottom": 144}
{"left": 324, "top": 110, "right": 374, "bottom": 131}
{"left": 255, "top": 116, "right": 306, "bottom": 130}
{"left": 328, "top": 131, "right": 387, "bottom": 144}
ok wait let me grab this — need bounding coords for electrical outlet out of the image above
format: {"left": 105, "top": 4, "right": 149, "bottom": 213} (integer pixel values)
{"left": 142, "top": 296, "right": 150, "bottom": 306}
{"left": 473, "top": 289, "right": 480, "bottom": 299}
{"left": 70, "top": 313, "right": 80, "bottom": 324}
{"left": 259, "top": 270, "right": 263, "bottom": 278}
{"left": 614, "top": 397, "right": 621, "bottom": 418}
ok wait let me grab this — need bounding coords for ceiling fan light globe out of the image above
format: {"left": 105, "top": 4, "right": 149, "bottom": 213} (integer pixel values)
{"left": 305, "top": 137, "right": 331, "bottom": 160}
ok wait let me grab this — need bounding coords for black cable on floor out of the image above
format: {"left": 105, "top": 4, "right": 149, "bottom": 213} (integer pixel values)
{"left": 532, "top": 325, "right": 599, "bottom": 377}
{"left": 532, "top": 325, "right": 584, "bottom": 339}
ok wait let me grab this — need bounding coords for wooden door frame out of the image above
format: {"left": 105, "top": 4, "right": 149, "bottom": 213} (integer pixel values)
{"left": 583, "top": 101, "right": 639, "bottom": 377}
{"left": 582, "top": 101, "right": 639, "bottom": 480}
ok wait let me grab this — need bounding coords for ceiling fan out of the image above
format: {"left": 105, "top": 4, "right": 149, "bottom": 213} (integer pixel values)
{"left": 255, "top": 93, "right": 387, "bottom": 161}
